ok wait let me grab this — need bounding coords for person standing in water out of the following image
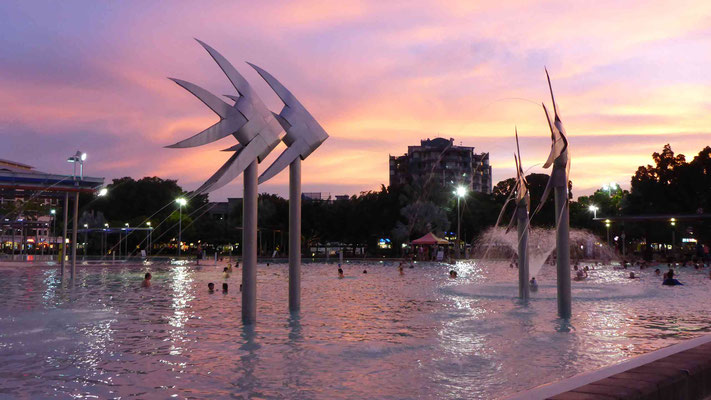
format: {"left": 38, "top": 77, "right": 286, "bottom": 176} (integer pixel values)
{"left": 529, "top": 277, "right": 538, "bottom": 292}
{"left": 142, "top": 272, "right": 152, "bottom": 288}
{"left": 208, "top": 282, "right": 215, "bottom": 293}
{"left": 399, "top": 263, "right": 404, "bottom": 276}
{"left": 338, "top": 264, "right": 344, "bottom": 278}
{"left": 223, "top": 267, "right": 230, "bottom": 279}
{"left": 662, "top": 269, "right": 683, "bottom": 286}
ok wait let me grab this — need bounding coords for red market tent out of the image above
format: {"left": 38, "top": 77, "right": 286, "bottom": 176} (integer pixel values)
{"left": 411, "top": 232, "right": 450, "bottom": 245}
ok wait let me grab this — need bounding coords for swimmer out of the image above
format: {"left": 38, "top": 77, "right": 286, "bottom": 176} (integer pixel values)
{"left": 449, "top": 270, "right": 457, "bottom": 278}
{"left": 142, "top": 272, "right": 152, "bottom": 288}
{"left": 222, "top": 283, "right": 228, "bottom": 293}
{"left": 628, "top": 272, "right": 638, "bottom": 279}
{"left": 208, "top": 282, "right": 215, "bottom": 293}
{"left": 267, "top": 263, "right": 270, "bottom": 267}
{"left": 338, "top": 264, "right": 344, "bottom": 278}
{"left": 655, "top": 268, "right": 661, "bottom": 276}
{"left": 363, "top": 269, "right": 367, "bottom": 274}
{"left": 223, "top": 267, "right": 230, "bottom": 279}
{"left": 529, "top": 277, "right": 538, "bottom": 292}
{"left": 662, "top": 269, "right": 683, "bottom": 286}
{"left": 574, "top": 267, "right": 587, "bottom": 281}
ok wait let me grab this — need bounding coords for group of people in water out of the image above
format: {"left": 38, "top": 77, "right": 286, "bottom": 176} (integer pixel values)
{"left": 337, "top": 261, "right": 415, "bottom": 278}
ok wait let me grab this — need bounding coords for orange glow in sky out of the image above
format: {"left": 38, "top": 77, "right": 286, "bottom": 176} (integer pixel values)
{"left": 0, "top": 1, "right": 709, "bottom": 200}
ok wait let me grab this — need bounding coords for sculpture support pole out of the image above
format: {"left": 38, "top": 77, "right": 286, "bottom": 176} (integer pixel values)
{"left": 61, "top": 192, "right": 69, "bottom": 277}
{"left": 242, "top": 161, "right": 258, "bottom": 324}
{"left": 516, "top": 204, "right": 529, "bottom": 300}
{"left": 71, "top": 191, "right": 79, "bottom": 281}
{"left": 289, "top": 158, "right": 301, "bottom": 312}
{"left": 554, "top": 183, "right": 571, "bottom": 319}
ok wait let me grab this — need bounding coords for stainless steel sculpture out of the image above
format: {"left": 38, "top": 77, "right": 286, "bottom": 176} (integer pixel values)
{"left": 535, "top": 69, "right": 571, "bottom": 319}
{"left": 248, "top": 63, "right": 329, "bottom": 312}
{"left": 167, "top": 40, "right": 284, "bottom": 325}
{"left": 167, "top": 39, "right": 328, "bottom": 320}
{"left": 509, "top": 129, "right": 530, "bottom": 301}
{"left": 167, "top": 40, "right": 283, "bottom": 195}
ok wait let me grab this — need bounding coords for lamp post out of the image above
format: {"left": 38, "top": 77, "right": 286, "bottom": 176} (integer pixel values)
{"left": 176, "top": 198, "right": 187, "bottom": 257}
{"left": 124, "top": 223, "right": 129, "bottom": 258}
{"left": 605, "top": 219, "right": 611, "bottom": 246}
{"left": 147, "top": 222, "right": 152, "bottom": 256}
{"left": 103, "top": 223, "right": 108, "bottom": 257}
{"left": 453, "top": 186, "right": 467, "bottom": 259}
{"left": 66, "top": 150, "right": 85, "bottom": 280}
{"left": 588, "top": 205, "right": 598, "bottom": 219}
{"left": 670, "top": 218, "right": 676, "bottom": 251}
{"left": 50, "top": 209, "right": 56, "bottom": 254}
{"left": 83, "top": 223, "right": 88, "bottom": 260}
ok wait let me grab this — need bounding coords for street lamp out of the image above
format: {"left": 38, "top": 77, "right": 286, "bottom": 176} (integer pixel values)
{"left": 98, "top": 187, "right": 108, "bottom": 197}
{"left": 176, "top": 197, "right": 187, "bottom": 257}
{"left": 588, "top": 204, "right": 598, "bottom": 219}
{"left": 67, "top": 151, "right": 87, "bottom": 179}
{"left": 605, "top": 219, "right": 611, "bottom": 246}
{"left": 146, "top": 222, "right": 152, "bottom": 256}
{"left": 453, "top": 186, "right": 467, "bottom": 259}
{"left": 124, "top": 223, "right": 129, "bottom": 257}
{"left": 83, "top": 223, "right": 88, "bottom": 259}
{"left": 670, "top": 218, "right": 676, "bottom": 250}
{"left": 50, "top": 209, "right": 56, "bottom": 254}
{"left": 103, "top": 223, "right": 109, "bottom": 256}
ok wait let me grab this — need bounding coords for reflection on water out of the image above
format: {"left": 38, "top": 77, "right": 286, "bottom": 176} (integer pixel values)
{"left": 0, "top": 261, "right": 710, "bottom": 399}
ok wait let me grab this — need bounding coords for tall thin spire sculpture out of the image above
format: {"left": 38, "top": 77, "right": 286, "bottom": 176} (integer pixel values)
{"left": 248, "top": 63, "right": 329, "bottom": 313}
{"left": 507, "top": 129, "right": 530, "bottom": 301}
{"left": 535, "top": 69, "right": 571, "bottom": 319}
{"left": 166, "top": 40, "right": 284, "bottom": 325}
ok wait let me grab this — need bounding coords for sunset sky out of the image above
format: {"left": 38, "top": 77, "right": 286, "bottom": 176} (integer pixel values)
{"left": 1, "top": 1, "right": 709, "bottom": 201}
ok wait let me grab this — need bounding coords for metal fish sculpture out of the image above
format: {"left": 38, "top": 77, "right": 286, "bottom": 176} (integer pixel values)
{"left": 532, "top": 69, "right": 570, "bottom": 218}
{"left": 506, "top": 128, "right": 530, "bottom": 233}
{"left": 166, "top": 39, "right": 283, "bottom": 193}
{"left": 246, "top": 63, "right": 329, "bottom": 184}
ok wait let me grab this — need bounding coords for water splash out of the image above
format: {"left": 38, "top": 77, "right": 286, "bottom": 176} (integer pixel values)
{"left": 472, "top": 226, "right": 617, "bottom": 277}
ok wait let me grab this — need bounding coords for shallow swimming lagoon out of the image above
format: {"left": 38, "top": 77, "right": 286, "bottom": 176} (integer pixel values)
{"left": 0, "top": 261, "right": 709, "bottom": 399}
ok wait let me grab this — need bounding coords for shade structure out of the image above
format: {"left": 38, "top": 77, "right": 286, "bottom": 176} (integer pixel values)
{"left": 411, "top": 232, "right": 450, "bottom": 245}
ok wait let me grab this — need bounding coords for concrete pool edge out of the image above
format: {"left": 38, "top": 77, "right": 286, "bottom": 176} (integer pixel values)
{"left": 506, "top": 333, "right": 711, "bottom": 399}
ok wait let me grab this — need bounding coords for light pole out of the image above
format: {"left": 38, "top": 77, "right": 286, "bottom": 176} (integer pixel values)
{"left": 50, "top": 209, "right": 56, "bottom": 254}
{"left": 605, "top": 219, "right": 611, "bottom": 246}
{"left": 103, "top": 223, "right": 108, "bottom": 256}
{"left": 670, "top": 218, "right": 676, "bottom": 251}
{"left": 453, "top": 185, "right": 467, "bottom": 259}
{"left": 176, "top": 198, "right": 187, "bottom": 257}
{"left": 124, "top": 223, "right": 129, "bottom": 258}
{"left": 83, "top": 223, "right": 88, "bottom": 260}
{"left": 146, "top": 222, "right": 152, "bottom": 256}
{"left": 588, "top": 204, "right": 598, "bottom": 219}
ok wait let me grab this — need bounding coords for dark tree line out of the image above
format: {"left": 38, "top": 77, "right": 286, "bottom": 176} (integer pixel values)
{"left": 77, "top": 144, "right": 709, "bottom": 256}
